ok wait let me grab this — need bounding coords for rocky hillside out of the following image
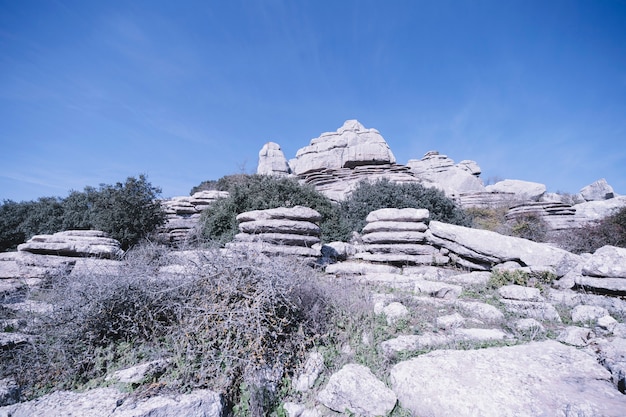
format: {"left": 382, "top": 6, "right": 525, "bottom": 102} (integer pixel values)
{"left": 2, "top": 203, "right": 626, "bottom": 416}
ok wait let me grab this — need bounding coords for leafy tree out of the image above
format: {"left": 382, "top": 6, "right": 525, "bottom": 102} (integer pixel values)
{"left": 336, "top": 179, "right": 471, "bottom": 239}
{"left": 0, "top": 175, "right": 165, "bottom": 251}
{"left": 87, "top": 175, "right": 166, "bottom": 250}
{"left": 199, "top": 175, "right": 339, "bottom": 243}
{"left": 0, "top": 200, "right": 30, "bottom": 251}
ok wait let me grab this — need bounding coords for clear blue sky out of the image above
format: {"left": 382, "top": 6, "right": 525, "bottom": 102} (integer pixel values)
{"left": 1, "top": 0, "right": 625, "bottom": 201}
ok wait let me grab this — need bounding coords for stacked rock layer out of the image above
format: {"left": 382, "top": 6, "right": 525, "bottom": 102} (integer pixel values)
{"left": 160, "top": 190, "right": 229, "bottom": 244}
{"left": 353, "top": 208, "right": 449, "bottom": 266}
{"left": 228, "top": 206, "right": 322, "bottom": 258}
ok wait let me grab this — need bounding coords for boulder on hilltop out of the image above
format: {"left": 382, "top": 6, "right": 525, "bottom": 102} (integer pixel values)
{"left": 407, "top": 150, "right": 485, "bottom": 196}
{"left": 289, "top": 119, "right": 396, "bottom": 175}
{"left": 257, "top": 142, "right": 291, "bottom": 176}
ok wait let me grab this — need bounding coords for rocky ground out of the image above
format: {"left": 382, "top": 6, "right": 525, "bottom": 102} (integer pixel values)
{"left": 2, "top": 207, "right": 626, "bottom": 416}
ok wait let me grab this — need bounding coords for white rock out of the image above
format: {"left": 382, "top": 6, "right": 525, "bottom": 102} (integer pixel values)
{"left": 325, "top": 262, "right": 400, "bottom": 275}
{"left": 498, "top": 285, "right": 544, "bottom": 302}
{"left": 557, "top": 326, "right": 594, "bottom": 347}
{"left": 238, "top": 219, "right": 320, "bottom": 236}
{"left": 317, "top": 364, "right": 397, "bottom": 417}
{"left": 236, "top": 206, "right": 321, "bottom": 223}
{"left": 485, "top": 179, "right": 547, "bottom": 201}
{"left": 580, "top": 178, "right": 615, "bottom": 201}
{"left": 515, "top": 318, "right": 545, "bottom": 334}
{"left": 597, "top": 315, "right": 618, "bottom": 332}
{"left": 581, "top": 245, "right": 626, "bottom": 278}
{"left": 365, "top": 208, "right": 429, "bottom": 223}
{"left": 456, "top": 301, "right": 505, "bottom": 322}
{"left": 436, "top": 313, "right": 466, "bottom": 329}
{"left": 383, "top": 302, "right": 409, "bottom": 325}
{"left": 390, "top": 340, "right": 626, "bottom": 417}
{"left": 257, "top": 141, "right": 291, "bottom": 175}
{"left": 571, "top": 305, "right": 610, "bottom": 324}
{"left": 293, "top": 352, "right": 324, "bottom": 393}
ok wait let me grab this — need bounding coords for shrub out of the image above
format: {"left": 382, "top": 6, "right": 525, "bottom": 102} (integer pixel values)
{"left": 465, "top": 206, "right": 509, "bottom": 233}
{"left": 554, "top": 206, "right": 626, "bottom": 253}
{"left": 507, "top": 213, "right": 548, "bottom": 242}
{"left": 0, "top": 246, "right": 367, "bottom": 413}
{"left": 336, "top": 179, "right": 471, "bottom": 240}
{"left": 0, "top": 175, "right": 166, "bottom": 251}
{"left": 198, "top": 175, "right": 340, "bottom": 244}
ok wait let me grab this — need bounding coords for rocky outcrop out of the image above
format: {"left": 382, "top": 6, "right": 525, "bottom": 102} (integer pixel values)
{"left": 18, "top": 230, "right": 123, "bottom": 259}
{"left": 427, "top": 220, "right": 580, "bottom": 273}
{"left": 317, "top": 364, "right": 397, "bottom": 417}
{"left": 505, "top": 201, "right": 578, "bottom": 232}
{"left": 159, "top": 190, "right": 229, "bottom": 244}
{"left": 581, "top": 178, "right": 615, "bottom": 201}
{"left": 290, "top": 120, "right": 396, "bottom": 175}
{"left": 575, "top": 245, "right": 626, "bottom": 296}
{"left": 390, "top": 340, "right": 626, "bottom": 417}
{"left": 257, "top": 142, "right": 291, "bottom": 176}
{"left": 228, "top": 206, "right": 322, "bottom": 258}
{"left": 407, "top": 151, "right": 485, "bottom": 196}
{"left": 0, "top": 387, "right": 223, "bottom": 417}
{"left": 352, "top": 208, "right": 449, "bottom": 266}
{"left": 485, "top": 179, "right": 547, "bottom": 201}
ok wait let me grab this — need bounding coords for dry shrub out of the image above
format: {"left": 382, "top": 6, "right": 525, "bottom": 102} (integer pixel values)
{"left": 1, "top": 245, "right": 356, "bottom": 413}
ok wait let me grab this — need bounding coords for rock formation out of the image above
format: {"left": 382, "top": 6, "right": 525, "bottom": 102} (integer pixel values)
{"left": 256, "top": 142, "right": 291, "bottom": 176}
{"left": 290, "top": 120, "right": 396, "bottom": 175}
{"left": 581, "top": 178, "right": 615, "bottom": 201}
{"left": 227, "top": 206, "right": 322, "bottom": 258}
{"left": 18, "top": 230, "right": 123, "bottom": 259}
{"left": 407, "top": 151, "right": 485, "bottom": 196}
{"left": 485, "top": 179, "right": 547, "bottom": 201}
{"left": 159, "top": 190, "right": 229, "bottom": 244}
{"left": 352, "top": 208, "right": 449, "bottom": 266}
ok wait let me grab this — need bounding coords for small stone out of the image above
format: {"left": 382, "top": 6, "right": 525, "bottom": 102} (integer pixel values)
{"left": 383, "top": 302, "right": 409, "bottom": 325}
{"left": 571, "top": 305, "right": 610, "bottom": 324}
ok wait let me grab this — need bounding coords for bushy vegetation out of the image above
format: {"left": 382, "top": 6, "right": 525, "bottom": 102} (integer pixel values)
{"left": 0, "top": 175, "right": 166, "bottom": 251}
{"left": 466, "top": 206, "right": 548, "bottom": 243}
{"left": 0, "top": 246, "right": 376, "bottom": 413}
{"left": 198, "top": 175, "right": 341, "bottom": 244}
{"left": 554, "top": 206, "right": 626, "bottom": 253}
{"left": 197, "top": 176, "right": 471, "bottom": 244}
{"left": 335, "top": 179, "right": 471, "bottom": 240}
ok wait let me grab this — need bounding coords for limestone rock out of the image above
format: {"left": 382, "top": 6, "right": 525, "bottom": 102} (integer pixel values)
{"left": 407, "top": 151, "right": 485, "bottom": 196}
{"left": 0, "top": 387, "right": 223, "bottom": 417}
{"left": 575, "top": 276, "right": 626, "bottom": 297}
{"left": 580, "top": 178, "right": 615, "bottom": 201}
{"left": 365, "top": 208, "right": 429, "bottom": 223}
{"left": 500, "top": 299, "right": 561, "bottom": 321}
{"left": 456, "top": 301, "right": 505, "bottom": 322}
{"left": 381, "top": 329, "right": 506, "bottom": 356}
{"left": 582, "top": 245, "right": 626, "bottom": 278}
{"left": 159, "top": 191, "right": 229, "bottom": 244}
{"left": 317, "top": 364, "right": 397, "bottom": 416}
{"left": 514, "top": 318, "right": 546, "bottom": 336}
{"left": 257, "top": 142, "right": 291, "bottom": 175}
{"left": 557, "top": 326, "right": 594, "bottom": 347}
{"left": 436, "top": 313, "right": 465, "bottom": 329}
{"left": 292, "top": 120, "right": 396, "bottom": 176}
{"left": 390, "top": 340, "right": 626, "bottom": 417}
{"left": 325, "top": 262, "right": 400, "bottom": 275}
{"left": 485, "top": 179, "right": 547, "bottom": 201}
{"left": 427, "top": 221, "right": 580, "bottom": 275}
{"left": 293, "top": 352, "right": 324, "bottom": 393}
{"left": 571, "top": 305, "right": 610, "bottom": 324}
{"left": 230, "top": 207, "right": 322, "bottom": 258}
{"left": 105, "top": 360, "right": 168, "bottom": 384}
{"left": 383, "top": 302, "right": 409, "bottom": 325}
{"left": 572, "top": 196, "right": 626, "bottom": 223}
{"left": 498, "top": 285, "right": 544, "bottom": 302}
{"left": 236, "top": 206, "right": 321, "bottom": 223}
{"left": 18, "top": 230, "right": 123, "bottom": 259}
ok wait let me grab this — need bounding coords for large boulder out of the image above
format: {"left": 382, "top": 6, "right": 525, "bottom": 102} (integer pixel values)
{"left": 0, "top": 387, "right": 223, "bottom": 417}
{"left": 290, "top": 120, "right": 396, "bottom": 175}
{"left": 427, "top": 221, "right": 580, "bottom": 274}
{"left": 580, "top": 178, "right": 615, "bottom": 201}
{"left": 485, "top": 179, "right": 546, "bottom": 201}
{"left": 582, "top": 246, "right": 626, "bottom": 278}
{"left": 407, "top": 151, "right": 485, "bottom": 196}
{"left": 18, "top": 230, "right": 123, "bottom": 259}
{"left": 390, "top": 340, "right": 626, "bottom": 417}
{"left": 256, "top": 142, "right": 291, "bottom": 176}
{"left": 317, "top": 364, "right": 396, "bottom": 416}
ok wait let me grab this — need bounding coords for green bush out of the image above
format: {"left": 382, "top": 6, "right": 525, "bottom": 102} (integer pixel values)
{"left": 554, "top": 206, "right": 626, "bottom": 253}
{"left": 198, "top": 175, "right": 340, "bottom": 244}
{"left": 0, "top": 200, "right": 30, "bottom": 252}
{"left": 507, "top": 213, "right": 548, "bottom": 242}
{"left": 335, "top": 179, "right": 471, "bottom": 240}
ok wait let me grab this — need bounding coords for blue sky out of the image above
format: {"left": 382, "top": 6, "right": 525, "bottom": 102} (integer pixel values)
{"left": 1, "top": 0, "right": 625, "bottom": 201}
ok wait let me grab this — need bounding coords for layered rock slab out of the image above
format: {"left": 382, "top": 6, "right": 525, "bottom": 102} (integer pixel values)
{"left": 18, "top": 230, "right": 123, "bottom": 259}
{"left": 390, "top": 340, "right": 626, "bottom": 417}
